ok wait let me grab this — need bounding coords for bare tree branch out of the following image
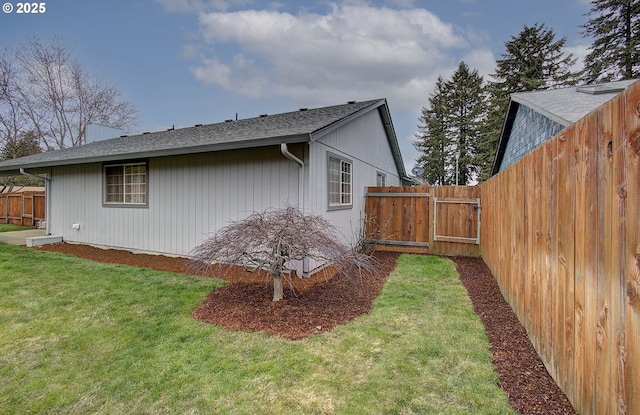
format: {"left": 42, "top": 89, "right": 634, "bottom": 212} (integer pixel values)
{"left": 1, "top": 35, "right": 138, "bottom": 151}
{"left": 187, "top": 206, "right": 377, "bottom": 301}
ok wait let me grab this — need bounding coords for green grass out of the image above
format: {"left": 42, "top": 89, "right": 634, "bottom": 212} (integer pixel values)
{"left": 0, "top": 224, "right": 34, "bottom": 232}
{"left": 0, "top": 243, "right": 514, "bottom": 415}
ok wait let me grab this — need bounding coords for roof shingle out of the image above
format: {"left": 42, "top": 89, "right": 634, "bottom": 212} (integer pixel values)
{"left": 0, "top": 99, "right": 383, "bottom": 172}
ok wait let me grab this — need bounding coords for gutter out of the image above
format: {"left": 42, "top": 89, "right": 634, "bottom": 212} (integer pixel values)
{"left": 19, "top": 168, "right": 51, "bottom": 235}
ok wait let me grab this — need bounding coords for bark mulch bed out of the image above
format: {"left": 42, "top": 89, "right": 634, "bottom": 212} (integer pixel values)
{"left": 35, "top": 242, "right": 576, "bottom": 415}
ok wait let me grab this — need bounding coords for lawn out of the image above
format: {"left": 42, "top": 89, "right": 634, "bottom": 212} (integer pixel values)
{"left": 0, "top": 243, "right": 514, "bottom": 415}
{"left": 0, "top": 224, "right": 34, "bottom": 232}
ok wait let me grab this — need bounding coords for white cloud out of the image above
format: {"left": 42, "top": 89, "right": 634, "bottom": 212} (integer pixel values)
{"left": 565, "top": 43, "right": 589, "bottom": 74}
{"left": 187, "top": 3, "right": 490, "bottom": 112}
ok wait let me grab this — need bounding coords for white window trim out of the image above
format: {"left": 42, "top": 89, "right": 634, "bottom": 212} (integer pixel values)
{"left": 103, "top": 161, "right": 149, "bottom": 208}
{"left": 327, "top": 152, "right": 353, "bottom": 211}
{"left": 376, "top": 171, "right": 387, "bottom": 187}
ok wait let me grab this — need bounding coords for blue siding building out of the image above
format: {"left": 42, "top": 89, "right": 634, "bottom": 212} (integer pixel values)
{"left": 492, "top": 79, "right": 638, "bottom": 175}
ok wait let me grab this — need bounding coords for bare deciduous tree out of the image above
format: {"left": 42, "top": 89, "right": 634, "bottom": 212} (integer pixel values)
{"left": 0, "top": 35, "right": 138, "bottom": 151}
{"left": 188, "top": 206, "right": 376, "bottom": 301}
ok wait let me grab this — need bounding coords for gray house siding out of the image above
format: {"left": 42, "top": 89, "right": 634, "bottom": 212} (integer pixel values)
{"left": 50, "top": 146, "right": 300, "bottom": 256}
{"left": 0, "top": 99, "right": 408, "bottom": 257}
{"left": 499, "top": 104, "right": 564, "bottom": 172}
{"left": 307, "top": 108, "right": 400, "bottom": 244}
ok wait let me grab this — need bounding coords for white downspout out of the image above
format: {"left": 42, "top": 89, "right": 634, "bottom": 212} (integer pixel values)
{"left": 280, "top": 143, "right": 309, "bottom": 276}
{"left": 19, "top": 168, "right": 51, "bottom": 235}
{"left": 280, "top": 143, "right": 304, "bottom": 208}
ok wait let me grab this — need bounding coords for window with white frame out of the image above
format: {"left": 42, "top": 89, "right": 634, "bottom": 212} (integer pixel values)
{"left": 328, "top": 155, "right": 352, "bottom": 208}
{"left": 104, "top": 161, "right": 148, "bottom": 206}
{"left": 376, "top": 172, "right": 387, "bottom": 186}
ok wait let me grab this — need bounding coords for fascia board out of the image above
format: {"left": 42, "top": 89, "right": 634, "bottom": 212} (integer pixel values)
{"left": 0, "top": 134, "right": 311, "bottom": 174}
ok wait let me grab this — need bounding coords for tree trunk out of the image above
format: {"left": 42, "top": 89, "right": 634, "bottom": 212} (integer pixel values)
{"left": 272, "top": 273, "right": 284, "bottom": 301}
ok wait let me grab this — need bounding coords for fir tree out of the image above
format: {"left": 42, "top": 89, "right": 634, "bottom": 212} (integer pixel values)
{"left": 1, "top": 130, "right": 41, "bottom": 161}
{"left": 414, "top": 62, "right": 485, "bottom": 185}
{"left": 581, "top": 0, "right": 640, "bottom": 82}
{"left": 478, "top": 23, "right": 580, "bottom": 181}
{"left": 448, "top": 62, "right": 485, "bottom": 185}
{"left": 414, "top": 76, "right": 451, "bottom": 186}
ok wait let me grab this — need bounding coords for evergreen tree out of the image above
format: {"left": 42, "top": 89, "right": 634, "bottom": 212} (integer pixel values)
{"left": 448, "top": 62, "right": 485, "bottom": 185}
{"left": 1, "top": 130, "right": 41, "bottom": 160}
{"left": 581, "top": 0, "right": 640, "bottom": 82}
{"left": 477, "top": 23, "right": 580, "bottom": 181}
{"left": 414, "top": 76, "right": 451, "bottom": 186}
{"left": 0, "top": 130, "right": 43, "bottom": 192}
{"left": 414, "top": 62, "right": 485, "bottom": 185}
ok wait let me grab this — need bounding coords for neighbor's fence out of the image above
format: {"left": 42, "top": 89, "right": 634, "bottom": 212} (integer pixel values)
{"left": 0, "top": 192, "right": 45, "bottom": 226}
{"left": 364, "top": 185, "right": 480, "bottom": 256}
{"left": 481, "top": 81, "right": 640, "bottom": 414}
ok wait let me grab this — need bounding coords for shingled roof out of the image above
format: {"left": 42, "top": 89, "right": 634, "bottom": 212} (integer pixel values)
{"left": 0, "top": 99, "right": 405, "bottom": 177}
{"left": 510, "top": 79, "right": 637, "bottom": 127}
{"left": 491, "top": 79, "right": 638, "bottom": 175}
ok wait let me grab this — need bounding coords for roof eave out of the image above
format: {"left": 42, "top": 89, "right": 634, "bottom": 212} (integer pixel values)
{"left": 377, "top": 102, "right": 407, "bottom": 178}
{"left": 0, "top": 133, "right": 311, "bottom": 174}
{"left": 491, "top": 100, "right": 519, "bottom": 176}
{"left": 309, "top": 99, "right": 407, "bottom": 178}
{"left": 511, "top": 95, "right": 572, "bottom": 128}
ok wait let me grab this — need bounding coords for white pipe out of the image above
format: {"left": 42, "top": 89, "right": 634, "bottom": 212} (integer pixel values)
{"left": 280, "top": 143, "right": 304, "bottom": 167}
{"left": 280, "top": 143, "right": 309, "bottom": 276}
{"left": 280, "top": 143, "right": 305, "bottom": 208}
{"left": 19, "top": 168, "right": 51, "bottom": 235}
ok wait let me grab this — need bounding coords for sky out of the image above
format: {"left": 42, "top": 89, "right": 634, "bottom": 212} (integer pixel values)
{"left": 0, "top": 0, "right": 593, "bottom": 173}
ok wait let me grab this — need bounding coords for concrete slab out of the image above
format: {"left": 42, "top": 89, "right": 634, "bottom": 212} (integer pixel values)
{"left": 26, "top": 235, "right": 63, "bottom": 247}
{"left": 0, "top": 229, "right": 47, "bottom": 246}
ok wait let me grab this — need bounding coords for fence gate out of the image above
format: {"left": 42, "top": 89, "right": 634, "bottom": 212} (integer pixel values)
{"left": 365, "top": 185, "right": 481, "bottom": 256}
{"left": 432, "top": 196, "right": 480, "bottom": 244}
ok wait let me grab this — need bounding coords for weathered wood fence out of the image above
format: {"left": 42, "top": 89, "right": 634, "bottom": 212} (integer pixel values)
{"left": 481, "top": 81, "right": 639, "bottom": 414}
{"left": 0, "top": 192, "right": 45, "bottom": 227}
{"left": 366, "top": 80, "right": 639, "bottom": 414}
{"left": 365, "top": 185, "right": 480, "bottom": 256}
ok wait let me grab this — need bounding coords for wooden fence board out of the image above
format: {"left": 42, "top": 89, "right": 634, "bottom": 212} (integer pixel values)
{"left": 556, "top": 128, "right": 576, "bottom": 402}
{"left": 523, "top": 151, "right": 534, "bottom": 339}
{"left": 541, "top": 138, "right": 556, "bottom": 374}
{"left": 610, "top": 92, "right": 627, "bottom": 415}
{"left": 596, "top": 103, "right": 613, "bottom": 415}
{"left": 624, "top": 80, "right": 640, "bottom": 415}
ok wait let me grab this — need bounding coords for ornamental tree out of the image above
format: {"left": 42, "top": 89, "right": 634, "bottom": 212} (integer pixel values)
{"left": 188, "top": 206, "right": 375, "bottom": 301}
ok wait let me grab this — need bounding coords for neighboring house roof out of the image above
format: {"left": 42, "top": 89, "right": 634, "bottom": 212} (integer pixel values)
{"left": 0, "top": 99, "right": 407, "bottom": 179}
{"left": 492, "top": 79, "right": 638, "bottom": 175}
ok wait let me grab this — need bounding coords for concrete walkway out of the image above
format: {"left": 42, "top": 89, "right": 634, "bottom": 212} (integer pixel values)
{"left": 0, "top": 229, "right": 46, "bottom": 245}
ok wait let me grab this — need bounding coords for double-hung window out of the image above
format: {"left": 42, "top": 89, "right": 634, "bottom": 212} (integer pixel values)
{"left": 328, "top": 154, "right": 352, "bottom": 209}
{"left": 104, "top": 161, "right": 148, "bottom": 206}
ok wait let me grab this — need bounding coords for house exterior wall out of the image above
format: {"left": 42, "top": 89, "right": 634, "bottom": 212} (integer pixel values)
{"left": 47, "top": 107, "right": 402, "bottom": 257}
{"left": 49, "top": 146, "right": 300, "bottom": 256}
{"left": 499, "top": 104, "right": 564, "bottom": 172}
{"left": 307, "top": 108, "right": 401, "bottom": 245}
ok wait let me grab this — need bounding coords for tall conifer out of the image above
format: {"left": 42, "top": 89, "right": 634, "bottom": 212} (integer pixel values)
{"left": 581, "top": 0, "right": 640, "bottom": 82}
{"left": 415, "top": 76, "right": 451, "bottom": 186}
{"left": 477, "top": 23, "right": 580, "bottom": 181}
{"left": 414, "top": 62, "right": 485, "bottom": 185}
